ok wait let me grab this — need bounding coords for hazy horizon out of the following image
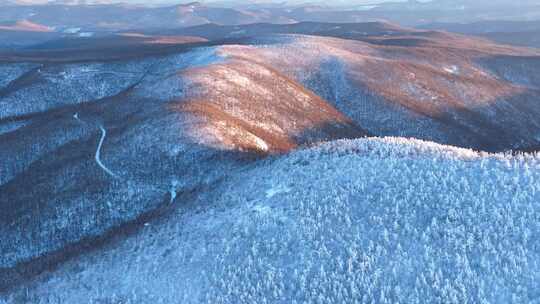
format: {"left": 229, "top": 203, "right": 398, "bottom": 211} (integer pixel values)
{"left": 1, "top": 0, "right": 430, "bottom": 6}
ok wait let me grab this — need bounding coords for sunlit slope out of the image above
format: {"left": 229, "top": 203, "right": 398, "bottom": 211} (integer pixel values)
{"left": 220, "top": 32, "right": 540, "bottom": 152}
{"left": 175, "top": 58, "right": 366, "bottom": 153}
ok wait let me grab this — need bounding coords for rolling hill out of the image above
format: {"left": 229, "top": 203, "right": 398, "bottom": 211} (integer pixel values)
{"left": 421, "top": 20, "right": 540, "bottom": 48}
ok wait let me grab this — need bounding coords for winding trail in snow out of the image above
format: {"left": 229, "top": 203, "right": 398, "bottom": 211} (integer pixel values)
{"left": 95, "top": 125, "right": 119, "bottom": 179}
{"left": 73, "top": 113, "right": 118, "bottom": 179}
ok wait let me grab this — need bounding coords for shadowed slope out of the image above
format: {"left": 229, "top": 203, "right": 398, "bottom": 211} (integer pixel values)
{"left": 0, "top": 34, "right": 219, "bottom": 62}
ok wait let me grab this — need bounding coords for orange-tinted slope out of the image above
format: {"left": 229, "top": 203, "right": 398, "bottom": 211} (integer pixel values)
{"left": 220, "top": 31, "right": 540, "bottom": 151}
{"left": 0, "top": 20, "right": 53, "bottom": 32}
{"left": 172, "top": 58, "right": 367, "bottom": 154}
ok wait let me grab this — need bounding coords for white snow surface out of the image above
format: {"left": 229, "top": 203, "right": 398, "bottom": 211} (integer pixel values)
{"left": 95, "top": 125, "right": 119, "bottom": 179}
{"left": 78, "top": 32, "right": 94, "bottom": 38}
{"left": 443, "top": 65, "right": 460, "bottom": 75}
{"left": 4, "top": 137, "right": 540, "bottom": 303}
{"left": 63, "top": 27, "right": 81, "bottom": 34}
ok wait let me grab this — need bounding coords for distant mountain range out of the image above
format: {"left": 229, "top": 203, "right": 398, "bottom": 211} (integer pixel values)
{"left": 1, "top": 0, "right": 538, "bottom": 9}
{"left": 420, "top": 19, "right": 540, "bottom": 48}
{"left": 0, "top": 1, "right": 539, "bottom": 51}
{"left": 0, "top": 0, "right": 539, "bottom": 32}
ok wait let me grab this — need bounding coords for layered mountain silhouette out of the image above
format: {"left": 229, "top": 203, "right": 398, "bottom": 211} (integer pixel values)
{"left": 1, "top": 0, "right": 540, "bottom": 34}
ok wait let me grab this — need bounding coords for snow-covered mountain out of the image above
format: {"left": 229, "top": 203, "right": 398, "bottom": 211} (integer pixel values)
{"left": 1, "top": 21, "right": 540, "bottom": 302}
{"left": 2, "top": 137, "right": 540, "bottom": 303}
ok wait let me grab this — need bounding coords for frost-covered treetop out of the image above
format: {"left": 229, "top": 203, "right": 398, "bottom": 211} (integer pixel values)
{"left": 6, "top": 137, "right": 540, "bottom": 304}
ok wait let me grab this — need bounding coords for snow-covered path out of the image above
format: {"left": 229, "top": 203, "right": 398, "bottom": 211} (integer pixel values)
{"left": 95, "top": 125, "right": 118, "bottom": 179}
{"left": 73, "top": 113, "right": 118, "bottom": 179}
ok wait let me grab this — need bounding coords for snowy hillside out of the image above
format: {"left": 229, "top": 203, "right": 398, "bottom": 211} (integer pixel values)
{"left": 0, "top": 43, "right": 363, "bottom": 279}
{"left": 2, "top": 137, "right": 540, "bottom": 303}
{"left": 221, "top": 34, "right": 540, "bottom": 152}
{"left": 1, "top": 24, "right": 540, "bottom": 303}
